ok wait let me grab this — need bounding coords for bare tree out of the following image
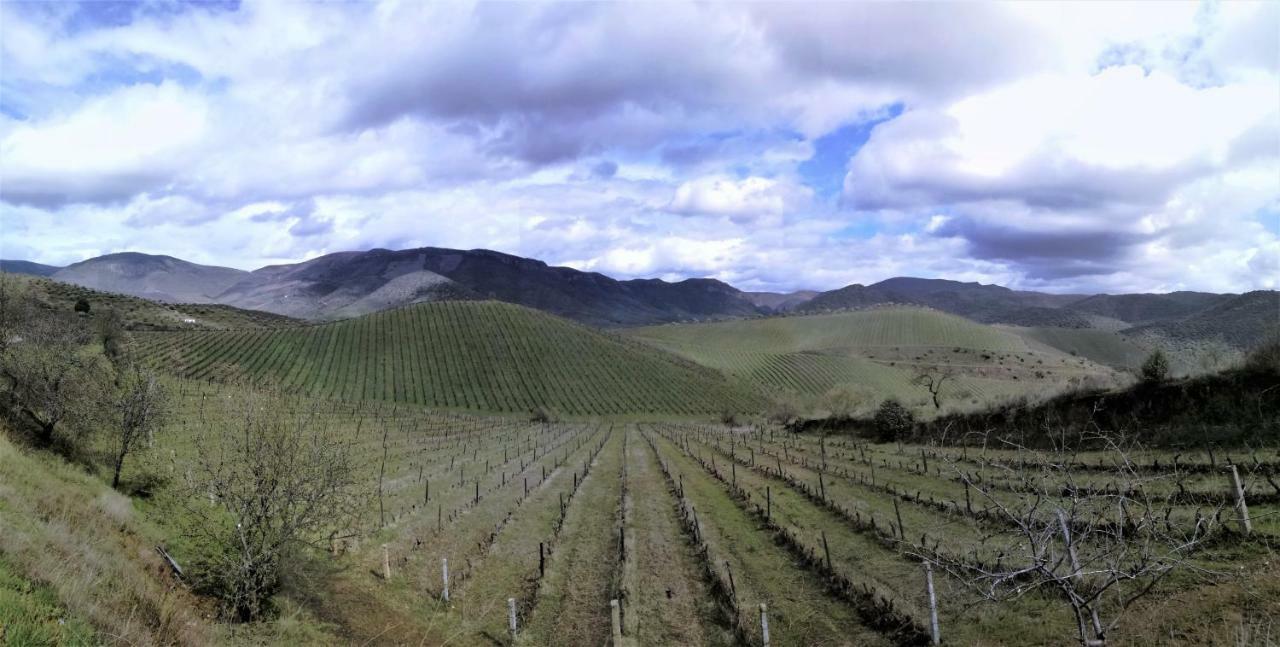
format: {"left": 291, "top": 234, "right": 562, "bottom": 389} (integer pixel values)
{"left": 181, "top": 391, "right": 363, "bottom": 621}
{"left": 106, "top": 363, "right": 167, "bottom": 488}
{"left": 0, "top": 305, "right": 100, "bottom": 445}
{"left": 917, "top": 431, "right": 1223, "bottom": 646}
{"left": 911, "top": 365, "right": 958, "bottom": 410}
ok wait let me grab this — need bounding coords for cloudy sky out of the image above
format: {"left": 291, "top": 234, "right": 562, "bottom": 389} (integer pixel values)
{"left": 1, "top": 0, "right": 1276, "bottom": 293}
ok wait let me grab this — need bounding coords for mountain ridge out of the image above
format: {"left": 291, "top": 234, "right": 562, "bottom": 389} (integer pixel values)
{"left": 5, "top": 249, "right": 1273, "bottom": 344}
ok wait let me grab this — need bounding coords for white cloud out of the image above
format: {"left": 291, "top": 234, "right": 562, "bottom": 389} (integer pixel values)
{"left": 0, "top": 0, "right": 1276, "bottom": 294}
{"left": 669, "top": 176, "right": 811, "bottom": 225}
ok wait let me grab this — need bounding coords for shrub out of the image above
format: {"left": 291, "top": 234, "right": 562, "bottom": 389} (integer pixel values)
{"left": 1245, "top": 328, "right": 1280, "bottom": 375}
{"left": 719, "top": 409, "right": 738, "bottom": 426}
{"left": 1140, "top": 349, "right": 1170, "bottom": 383}
{"left": 73, "top": 298, "right": 90, "bottom": 314}
{"left": 873, "top": 399, "right": 913, "bottom": 442}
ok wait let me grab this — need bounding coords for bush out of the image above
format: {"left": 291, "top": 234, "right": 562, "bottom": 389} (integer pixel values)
{"left": 719, "top": 410, "right": 738, "bottom": 426}
{"left": 873, "top": 399, "right": 914, "bottom": 442}
{"left": 529, "top": 406, "right": 557, "bottom": 423}
{"left": 1246, "top": 328, "right": 1280, "bottom": 375}
{"left": 73, "top": 298, "right": 90, "bottom": 314}
{"left": 1140, "top": 349, "right": 1170, "bottom": 383}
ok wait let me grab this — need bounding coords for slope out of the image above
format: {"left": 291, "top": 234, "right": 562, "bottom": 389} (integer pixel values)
{"left": 0, "top": 259, "right": 61, "bottom": 277}
{"left": 131, "top": 300, "right": 758, "bottom": 417}
{"left": 53, "top": 252, "right": 247, "bottom": 303}
{"left": 1124, "top": 290, "right": 1280, "bottom": 348}
{"left": 628, "top": 307, "right": 1107, "bottom": 410}
{"left": 2, "top": 272, "right": 301, "bottom": 330}
{"left": 217, "top": 246, "right": 764, "bottom": 325}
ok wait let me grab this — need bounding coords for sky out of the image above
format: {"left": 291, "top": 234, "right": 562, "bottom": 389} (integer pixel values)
{"left": 0, "top": 0, "right": 1277, "bottom": 294}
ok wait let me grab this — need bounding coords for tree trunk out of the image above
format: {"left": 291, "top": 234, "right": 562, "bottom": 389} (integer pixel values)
{"left": 112, "top": 451, "right": 126, "bottom": 489}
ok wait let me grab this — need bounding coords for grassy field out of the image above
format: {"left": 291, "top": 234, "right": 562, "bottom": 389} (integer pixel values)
{"left": 131, "top": 300, "right": 759, "bottom": 418}
{"left": 628, "top": 307, "right": 1116, "bottom": 412}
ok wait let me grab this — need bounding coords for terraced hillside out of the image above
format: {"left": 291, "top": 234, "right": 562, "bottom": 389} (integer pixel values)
{"left": 133, "top": 300, "right": 757, "bottom": 417}
{"left": 629, "top": 307, "right": 1114, "bottom": 410}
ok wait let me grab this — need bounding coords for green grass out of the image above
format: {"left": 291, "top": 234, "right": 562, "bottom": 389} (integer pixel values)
{"left": 0, "top": 556, "right": 96, "bottom": 646}
{"left": 131, "top": 301, "right": 758, "bottom": 418}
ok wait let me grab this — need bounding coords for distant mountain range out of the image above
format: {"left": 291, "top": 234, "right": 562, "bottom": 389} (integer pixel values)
{"left": 3, "top": 248, "right": 1275, "bottom": 345}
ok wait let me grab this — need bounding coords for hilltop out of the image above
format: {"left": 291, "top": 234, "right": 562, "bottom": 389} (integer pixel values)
{"left": 132, "top": 300, "right": 759, "bottom": 417}
{"left": 628, "top": 307, "right": 1118, "bottom": 413}
{"left": 8, "top": 249, "right": 1273, "bottom": 348}
{"left": 1, "top": 272, "right": 300, "bottom": 330}
{"left": 0, "top": 259, "right": 61, "bottom": 277}
{"left": 52, "top": 252, "right": 247, "bottom": 303}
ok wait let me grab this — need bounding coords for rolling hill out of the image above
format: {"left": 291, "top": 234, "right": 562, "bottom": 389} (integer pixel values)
{"left": 131, "top": 300, "right": 759, "bottom": 417}
{"left": 52, "top": 252, "right": 247, "bottom": 303}
{"left": 1124, "top": 290, "right": 1280, "bottom": 348}
{"left": 1, "top": 272, "right": 301, "bottom": 330}
{"left": 0, "top": 260, "right": 61, "bottom": 277}
{"left": 628, "top": 307, "right": 1115, "bottom": 410}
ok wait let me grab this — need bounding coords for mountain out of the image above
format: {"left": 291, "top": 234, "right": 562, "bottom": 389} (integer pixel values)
{"left": 0, "top": 260, "right": 62, "bottom": 277}
{"left": 797, "top": 277, "right": 1084, "bottom": 324}
{"left": 52, "top": 253, "right": 247, "bottom": 303}
{"left": 215, "top": 250, "right": 476, "bottom": 320}
{"left": 1125, "top": 290, "right": 1279, "bottom": 348}
{"left": 219, "top": 247, "right": 764, "bottom": 325}
{"left": 741, "top": 290, "right": 819, "bottom": 312}
{"left": 1065, "top": 292, "right": 1232, "bottom": 325}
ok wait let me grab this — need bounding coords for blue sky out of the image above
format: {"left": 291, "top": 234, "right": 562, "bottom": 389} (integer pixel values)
{"left": 0, "top": 1, "right": 1277, "bottom": 293}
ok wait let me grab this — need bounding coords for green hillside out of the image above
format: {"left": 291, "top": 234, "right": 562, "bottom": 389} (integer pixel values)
{"left": 631, "top": 307, "right": 1030, "bottom": 353}
{"left": 132, "top": 300, "right": 757, "bottom": 417}
{"left": 1005, "top": 326, "right": 1151, "bottom": 369}
{"left": 629, "top": 307, "right": 1111, "bottom": 410}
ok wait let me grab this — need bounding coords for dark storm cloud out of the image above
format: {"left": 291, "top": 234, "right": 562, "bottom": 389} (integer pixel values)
{"left": 0, "top": 171, "right": 168, "bottom": 209}
{"left": 933, "top": 216, "right": 1151, "bottom": 279}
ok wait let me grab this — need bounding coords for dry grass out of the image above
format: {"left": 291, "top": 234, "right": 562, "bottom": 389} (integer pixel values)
{"left": 0, "top": 428, "right": 214, "bottom": 646}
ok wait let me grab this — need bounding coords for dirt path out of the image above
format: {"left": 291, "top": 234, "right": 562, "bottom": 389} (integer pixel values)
{"left": 625, "top": 427, "right": 732, "bottom": 646}
{"left": 521, "top": 428, "right": 625, "bottom": 645}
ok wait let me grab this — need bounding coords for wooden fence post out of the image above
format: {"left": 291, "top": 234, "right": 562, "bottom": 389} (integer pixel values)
{"left": 382, "top": 544, "right": 391, "bottom": 581}
{"left": 766, "top": 486, "right": 771, "bottom": 521}
{"left": 442, "top": 558, "right": 450, "bottom": 602}
{"left": 893, "top": 498, "right": 905, "bottom": 539}
{"left": 760, "top": 603, "right": 771, "bottom": 647}
{"left": 610, "top": 599, "right": 623, "bottom": 645}
{"left": 924, "top": 562, "right": 940, "bottom": 645}
{"left": 508, "top": 597, "right": 518, "bottom": 640}
{"left": 1229, "top": 465, "right": 1252, "bottom": 534}
{"left": 821, "top": 530, "right": 832, "bottom": 573}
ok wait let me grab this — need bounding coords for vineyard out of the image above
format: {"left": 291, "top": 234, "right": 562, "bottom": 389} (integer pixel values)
{"left": 131, "top": 300, "right": 759, "bottom": 417}
{"left": 124, "top": 381, "right": 1280, "bottom": 646}
{"left": 628, "top": 308, "right": 1113, "bottom": 408}
{"left": 629, "top": 308, "right": 1032, "bottom": 354}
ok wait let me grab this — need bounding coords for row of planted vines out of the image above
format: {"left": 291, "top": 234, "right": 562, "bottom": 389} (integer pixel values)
{"left": 140, "top": 380, "right": 1277, "bottom": 645}
{"left": 131, "top": 300, "right": 757, "bottom": 417}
